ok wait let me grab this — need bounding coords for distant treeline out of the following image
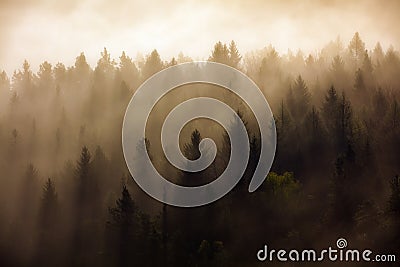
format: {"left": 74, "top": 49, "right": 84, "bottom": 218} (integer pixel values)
{"left": 0, "top": 33, "right": 399, "bottom": 266}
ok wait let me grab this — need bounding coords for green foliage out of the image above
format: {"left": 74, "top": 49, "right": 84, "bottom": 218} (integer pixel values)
{"left": 264, "top": 172, "right": 300, "bottom": 200}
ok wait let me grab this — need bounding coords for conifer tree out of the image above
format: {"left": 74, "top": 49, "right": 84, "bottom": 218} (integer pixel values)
{"left": 209, "top": 41, "right": 230, "bottom": 65}
{"left": 228, "top": 40, "right": 242, "bottom": 68}
{"left": 142, "top": 49, "right": 164, "bottom": 80}
{"left": 348, "top": 32, "right": 366, "bottom": 69}
{"left": 39, "top": 178, "right": 58, "bottom": 228}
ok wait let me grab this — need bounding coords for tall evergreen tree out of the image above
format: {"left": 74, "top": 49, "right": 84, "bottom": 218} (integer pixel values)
{"left": 183, "top": 129, "right": 201, "bottom": 161}
{"left": 361, "top": 50, "right": 373, "bottom": 76}
{"left": 287, "top": 75, "right": 311, "bottom": 122}
{"left": 228, "top": 40, "right": 241, "bottom": 68}
{"left": 181, "top": 129, "right": 206, "bottom": 187}
{"left": 12, "top": 60, "right": 34, "bottom": 95}
{"left": 37, "top": 61, "right": 53, "bottom": 91}
{"left": 108, "top": 185, "right": 140, "bottom": 266}
{"left": 35, "top": 178, "right": 59, "bottom": 267}
{"left": 109, "top": 185, "right": 137, "bottom": 227}
{"left": 75, "top": 146, "right": 91, "bottom": 193}
{"left": 39, "top": 178, "right": 58, "bottom": 228}
{"left": 348, "top": 32, "right": 366, "bottom": 69}
{"left": 337, "top": 92, "right": 353, "bottom": 151}
{"left": 322, "top": 86, "right": 339, "bottom": 138}
{"left": 73, "top": 52, "right": 91, "bottom": 87}
{"left": 331, "top": 55, "right": 345, "bottom": 73}
{"left": 209, "top": 41, "right": 230, "bottom": 65}
{"left": 372, "top": 42, "right": 384, "bottom": 65}
{"left": 142, "top": 49, "right": 164, "bottom": 80}
{"left": 0, "top": 71, "right": 10, "bottom": 92}
{"left": 119, "top": 51, "right": 139, "bottom": 90}
{"left": 354, "top": 68, "right": 366, "bottom": 92}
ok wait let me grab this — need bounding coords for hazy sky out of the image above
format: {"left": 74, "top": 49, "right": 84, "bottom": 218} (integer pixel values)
{"left": 1, "top": 0, "right": 400, "bottom": 75}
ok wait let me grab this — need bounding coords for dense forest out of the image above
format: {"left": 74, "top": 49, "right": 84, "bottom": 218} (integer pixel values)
{"left": 0, "top": 32, "right": 399, "bottom": 266}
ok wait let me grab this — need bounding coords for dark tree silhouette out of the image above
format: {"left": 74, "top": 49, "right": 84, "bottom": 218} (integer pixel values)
{"left": 0, "top": 36, "right": 400, "bottom": 267}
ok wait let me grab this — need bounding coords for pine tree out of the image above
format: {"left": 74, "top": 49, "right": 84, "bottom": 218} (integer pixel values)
{"left": 76, "top": 146, "right": 91, "bottom": 187}
{"left": 92, "top": 48, "right": 116, "bottom": 110}
{"left": 331, "top": 55, "right": 345, "bottom": 76}
{"left": 181, "top": 129, "right": 205, "bottom": 187}
{"left": 305, "top": 106, "right": 322, "bottom": 139}
{"left": 39, "top": 178, "right": 58, "bottom": 228}
{"left": 12, "top": 60, "right": 34, "bottom": 95}
{"left": 75, "top": 52, "right": 90, "bottom": 72}
{"left": 109, "top": 185, "right": 137, "bottom": 227}
{"left": 73, "top": 52, "right": 91, "bottom": 86}
{"left": 13, "top": 164, "right": 41, "bottom": 263}
{"left": 19, "top": 164, "right": 40, "bottom": 217}
{"left": 258, "top": 48, "right": 282, "bottom": 94}
{"left": 142, "top": 49, "right": 164, "bottom": 80}
{"left": 177, "top": 52, "right": 193, "bottom": 63}
{"left": 322, "top": 86, "right": 339, "bottom": 135}
{"left": 0, "top": 71, "right": 10, "bottom": 92}
{"left": 35, "top": 178, "right": 59, "bottom": 267}
{"left": 209, "top": 41, "right": 230, "bottom": 65}
{"left": 276, "top": 100, "right": 292, "bottom": 139}
{"left": 95, "top": 47, "right": 115, "bottom": 77}
{"left": 53, "top": 62, "right": 66, "bottom": 86}
{"left": 37, "top": 61, "right": 53, "bottom": 91}
{"left": 118, "top": 80, "right": 131, "bottom": 101}
{"left": 168, "top": 57, "right": 178, "bottom": 67}
{"left": 338, "top": 92, "right": 353, "bottom": 150}
{"left": 361, "top": 50, "right": 373, "bottom": 75}
{"left": 348, "top": 32, "right": 365, "bottom": 69}
{"left": 373, "top": 42, "right": 384, "bottom": 64}
{"left": 354, "top": 68, "right": 368, "bottom": 101}
{"left": 74, "top": 146, "right": 95, "bottom": 223}
{"left": 183, "top": 129, "right": 201, "bottom": 160}
{"left": 228, "top": 40, "right": 241, "bottom": 68}
{"left": 108, "top": 185, "right": 139, "bottom": 266}
{"left": 287, "top": 75, "right": 310, "bottom": 122}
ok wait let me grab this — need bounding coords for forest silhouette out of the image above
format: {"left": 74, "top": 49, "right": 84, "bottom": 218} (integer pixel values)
{"left": 0, "top": 33, "right": 399, "bottom": 266}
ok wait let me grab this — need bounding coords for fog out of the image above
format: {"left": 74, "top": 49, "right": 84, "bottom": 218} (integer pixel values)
{"left": 1, "top": 0, "right": 400, "bottom": 74}
{"left": 1, "top": 1, "right": 400, "bottom": 266}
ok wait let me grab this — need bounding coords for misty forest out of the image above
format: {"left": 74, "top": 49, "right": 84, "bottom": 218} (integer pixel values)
{"left": 0, "top": 33, "right": 400, "bottom": 266}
